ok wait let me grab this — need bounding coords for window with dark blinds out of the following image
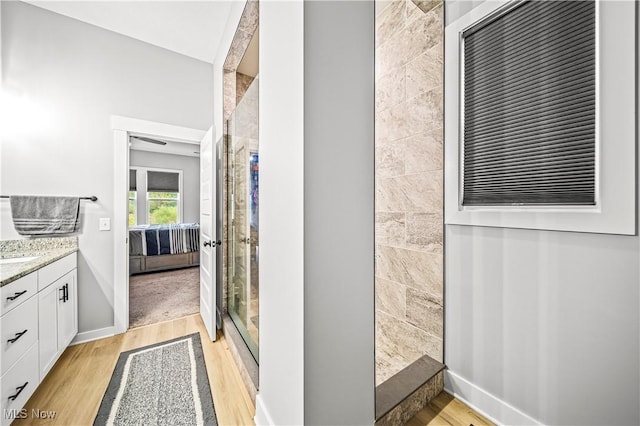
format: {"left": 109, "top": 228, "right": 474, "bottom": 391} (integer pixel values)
{"left": 147, "top": 171, "right": 179, "bottom": 192}
{"left": 462, "top": 0, "right": 596, "bottom": 206}
{"left": 129, "top": 169, "right": 137, "bottom": 191}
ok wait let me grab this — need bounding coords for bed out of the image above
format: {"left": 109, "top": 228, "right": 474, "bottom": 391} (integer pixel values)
{"left": 128, "top": 223, "right": 200, "bottom": 275}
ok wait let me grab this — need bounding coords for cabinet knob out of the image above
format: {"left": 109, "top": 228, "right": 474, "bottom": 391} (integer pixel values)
{"left": 7, "top": 329, "right": 28, "bottom": 344}
{"left": 59, "top": 284, "right": 69, "bottom": 302}
{"left": 8, "top": 382, "right": 28, "bottom": 401}
{"left": 6, "top": 290, "right": 27, "bottom": 301}
{"left": 59, "top": 283, "right": 69, "bottom": 302}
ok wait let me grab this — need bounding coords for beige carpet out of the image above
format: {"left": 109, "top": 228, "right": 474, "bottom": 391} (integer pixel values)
{"left": 129, "top": 267, "right": 200, "bottom": 329}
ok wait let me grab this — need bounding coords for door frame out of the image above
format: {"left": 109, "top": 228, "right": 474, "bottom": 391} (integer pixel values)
{"left": 111, "top": 115, "right": 207, "bottom": 335}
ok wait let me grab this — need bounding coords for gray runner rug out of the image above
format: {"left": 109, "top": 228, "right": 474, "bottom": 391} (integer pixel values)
{"left": 94, "top": 333, "right": 217, "bottom": 426}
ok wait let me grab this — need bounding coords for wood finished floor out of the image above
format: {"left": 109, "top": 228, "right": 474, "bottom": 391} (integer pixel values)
{"left": 407, "top": 391, "right": 495, "bottom": 426}
{"left": 15, "top": 314, "right": 255, "bottom": 426}
{"left": 15, "top": 312, "right": 491, "bottom": 426}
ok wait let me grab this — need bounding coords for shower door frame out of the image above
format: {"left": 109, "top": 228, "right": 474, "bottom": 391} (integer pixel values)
{"left": 226, "top": 107, "right": 259, "bottom": 363}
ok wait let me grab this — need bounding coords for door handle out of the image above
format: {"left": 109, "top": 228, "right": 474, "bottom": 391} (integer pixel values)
{"left": 204, "top": 240, "right": 222, "bottom": 247}
{"left": 203, "top": 240, "right": 212, "bottom": 247}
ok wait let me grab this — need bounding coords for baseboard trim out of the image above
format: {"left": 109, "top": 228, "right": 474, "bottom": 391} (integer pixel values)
{"left": 70, "top": 326, "right": 116, "bottom": 345}
{"left": 444, "top": 370, "right": 542, "bottom": 426}
{"left": 254, "top": 394, "right": 275, "bottom": 426}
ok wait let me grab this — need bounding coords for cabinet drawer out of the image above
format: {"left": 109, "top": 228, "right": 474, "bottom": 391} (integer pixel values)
{"left": 0, "top": 342, "right": 39, "bottom": 426}
{"left": 38, "top": 253, "right": 77, "bottom": 291}
{"left": 1, "top": 296, "right": 38, "bottom": 375}
{"left": 0, "top": 273, "right": 37, "bottom": 316}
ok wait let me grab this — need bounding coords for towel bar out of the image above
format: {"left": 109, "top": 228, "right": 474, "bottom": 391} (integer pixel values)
{"left": 0, "top": 195, "right": 98, "bottom": 201}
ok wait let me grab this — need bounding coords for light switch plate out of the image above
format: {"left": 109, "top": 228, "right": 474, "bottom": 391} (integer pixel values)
{"left": 99, "top": 218, "right": 111, "bottom": 231}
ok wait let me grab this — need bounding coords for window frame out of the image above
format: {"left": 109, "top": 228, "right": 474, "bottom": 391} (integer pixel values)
{"left": 128, "top": 166, "right": 184, "bottom": 226}
{"left": 145, "top": 167, "right": 183, "bottom": 225}
{"left": 444, "top": 0, "right": 636, "bottom": 235}
{"left": 146, "top": 190, "right": 181, "bottom": 225}
{"left": 128, "top": 190, "right": 137, "bottom": 226}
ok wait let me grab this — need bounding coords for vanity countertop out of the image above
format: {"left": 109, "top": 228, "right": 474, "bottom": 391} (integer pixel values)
{"left": 0, "top": 236, "right": 78, "bottom": 287}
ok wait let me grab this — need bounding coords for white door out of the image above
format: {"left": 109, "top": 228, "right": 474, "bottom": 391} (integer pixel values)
{"left": 199, "top": 126, "right": 217, "bottom": 341}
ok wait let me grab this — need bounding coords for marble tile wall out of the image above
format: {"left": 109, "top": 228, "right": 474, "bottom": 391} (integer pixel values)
{"left": 375, "top": 0, "right": 444, "bottom": 386}
{"left": 236, "top": 72, "right": 255, "bottom": 105}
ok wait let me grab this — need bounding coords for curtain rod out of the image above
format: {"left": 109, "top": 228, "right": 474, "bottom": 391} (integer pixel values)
{"left": 0, "top": 195, "right": 98, "bottom": 201}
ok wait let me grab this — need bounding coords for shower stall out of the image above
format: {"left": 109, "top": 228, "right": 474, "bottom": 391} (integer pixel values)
{"left": 227, "top": 76, "right": 259, "bottom": 362}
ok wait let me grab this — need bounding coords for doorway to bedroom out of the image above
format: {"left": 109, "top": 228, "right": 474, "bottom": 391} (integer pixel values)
{"left": 127, "top": 136, "right": 202, "bottom": 328}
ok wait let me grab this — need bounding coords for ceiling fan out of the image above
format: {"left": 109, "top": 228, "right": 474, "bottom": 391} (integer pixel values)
{"left": 129, "top": 136, "right": 167, "bottom": 146}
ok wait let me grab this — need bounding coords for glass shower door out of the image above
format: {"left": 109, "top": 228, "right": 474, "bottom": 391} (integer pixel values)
{"left": 227, "top": 77, "right": 259, "bottom": 362}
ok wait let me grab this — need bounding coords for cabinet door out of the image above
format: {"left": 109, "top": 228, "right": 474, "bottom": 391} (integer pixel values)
{"left": 1, "top": 296, "right": 38, "bottom": 376}
{"left": 57, "top": 270, "right": 77, "bottom": 350}
{"left": 38, "top": 283, "right": 60, "bottom": 380}
{"left": 0, "top": 343, "right": 39, "bottom": 426}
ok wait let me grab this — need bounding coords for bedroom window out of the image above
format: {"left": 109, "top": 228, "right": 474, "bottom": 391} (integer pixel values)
{"left": 146, "top": 170, "right": 181, "bottom": 225}
{"left": 129, "top": 192, "right": 137, "bottom": 226}
{"left": 462, "top": 0, "right": 595, "bottom": 207}
{"left": 129, "top": 169, "right": 137, "bottom": 226}
{"left": 444, "top": 0, "right": 636, "bottom": 235}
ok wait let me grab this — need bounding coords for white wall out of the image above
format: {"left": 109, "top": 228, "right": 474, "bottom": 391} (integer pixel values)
{"left": 444, "top": 2, "right": 640, "bottom": 425}
{"left": 129, "top": 151, "right": 200, "bottom": 224}
{"left": 255, "top": 1, "right": 305, "bottom": 424}
{"left": 0, "top": 2, "right": 212, "bottom": 334}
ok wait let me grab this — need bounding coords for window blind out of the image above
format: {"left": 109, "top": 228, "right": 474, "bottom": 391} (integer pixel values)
{"left": 129, "top": 170, "right": 137, "bottom": 191}
{"left": 462, "top": 0, "right": 596, "bottom": 206}
{"left": 147, "top": 171, "right": 179, "bottom": 192}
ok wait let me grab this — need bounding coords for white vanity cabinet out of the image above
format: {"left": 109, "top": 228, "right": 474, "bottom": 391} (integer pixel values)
{"left": 0, "top": 252, "right": 77, "bottom": 426}
{"left": 0, "top": 277, "right": 40, "bottom": 426}
{"left": 38, "top": 268, "right": 77, "bottom": 378}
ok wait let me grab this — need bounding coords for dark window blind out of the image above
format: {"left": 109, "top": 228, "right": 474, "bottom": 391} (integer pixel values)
{"left": 462, "top": 0, "right": 596, "bottom": 206}
{"left": 129, "top": 170, "right": 137, "bottom": 191}
{"left": 147, "top": 171, "right": 179, "bottom": 192}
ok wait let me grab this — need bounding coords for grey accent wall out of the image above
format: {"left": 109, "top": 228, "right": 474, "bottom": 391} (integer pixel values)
{"left": 304, "top": 2, "right": 376, "bottom": 424}
{"left": 444, "top": 2, "right": 640, "bottom": 425}
{"left": 0, "top": 1, "right": 212, "bottom": 334}
{"left": 129, "top": 151, "right": 200, "bottom": 224}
